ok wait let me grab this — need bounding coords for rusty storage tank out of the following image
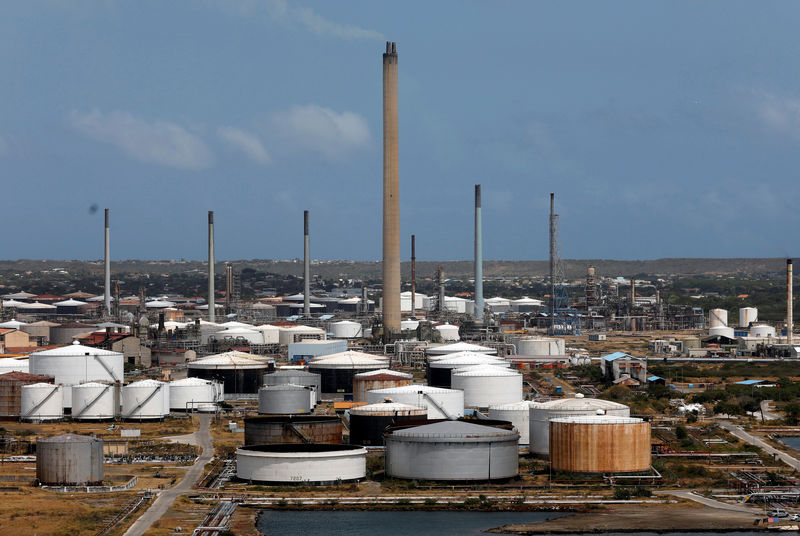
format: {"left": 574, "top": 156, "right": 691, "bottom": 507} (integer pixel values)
{"left": 236, "top": 444, "right": 366, "bottom": 484}
{"left": 257, "top": 384, "right": 313, "bottom": 415}
{"left": 349, "top": 401, "right": 427, "bottom": 446}
{"left": 243, "top": 415, "right": 343, "bottom": 446}
{"left": 49, "top": 322, "right": 97, "bottom": 345}
{"left": 36, "top": 433, "right": 104, "bottom": 486}
{"left": 0, "top": 372, "right": 55, "bottom": 419}
{"left": 352, "top": 369, "right": 413, "bottom": 402}
{"left": 549, "top": 415, "right": 651, "bottom": 473}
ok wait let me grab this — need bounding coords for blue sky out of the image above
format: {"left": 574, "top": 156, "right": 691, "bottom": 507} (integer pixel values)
{"left": 2, "top": 1, "right": 800, "bottom": 262}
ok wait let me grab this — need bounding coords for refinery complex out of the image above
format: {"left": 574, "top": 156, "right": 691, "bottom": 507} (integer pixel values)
{"left": 2, "top": 42, "right": 800, "bottom": 536}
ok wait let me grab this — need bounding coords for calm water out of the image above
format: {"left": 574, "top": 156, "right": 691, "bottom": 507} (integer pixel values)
{"left": 778, "top": 436, "right": 800, "bottom": 450}
{"left": 257, "top": 511, "right": 766, "bottom": 536}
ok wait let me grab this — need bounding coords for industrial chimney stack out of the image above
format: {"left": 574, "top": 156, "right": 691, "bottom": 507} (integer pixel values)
{"left": 304, "top": 210, "right": 310, "bottom": 317}
{"left": 549, "top": 193, "right": 556, "bottom": 330}
{"left": 104, "top": 208, "right": 111, "bottom": 317}
{"left": 411, "top": 234, "right": 416, "bottom": 316}
{"left": 208, "top": 211, "right": 215, "bottom": 323}
{"left": 382, "top": 41, "right": 400, "bottom": 336}
{"left": 788, "top": 259, "right": 793, "bottom": 345}
{"left": 474, "top": 185, "right": 484, "bottom": 322}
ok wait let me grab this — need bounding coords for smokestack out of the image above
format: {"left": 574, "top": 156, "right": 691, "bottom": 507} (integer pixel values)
{"left": 549, "top": 193, "right": 556, "bottom": 330}
{"left": 382, "top": 41, "right": 401, "bottom": 336}
{"left": 788, "top": 259, "right": 793, "bottom": 345}
{"left": 474, "top": 185, "right": 484, "bottom": 321}
{"left": 630, "top": 276, "right": 636, "bottom": 310}
{"left": 225, "top": 263, "right": 233, "bottom": 312}
{"left": 586, "top": 265, "right": 597, "bottom": 306}
{"left": 104, "top": 208, "right": 111, "bottom": 317}
{"left": 411, "top": 234, "right": 416, "bottom": 316}
{"left": 304, "top": 210, "right": 310, "bottom": 317}
{"left": 208, "top": 211, "right": 215, "bottom": 323}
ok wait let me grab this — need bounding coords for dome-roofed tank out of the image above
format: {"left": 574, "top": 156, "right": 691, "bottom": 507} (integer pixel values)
{"left": 529, "top": 395, "right": 630, "bottom": 456}
{"left": 307, "top": 351, "right": 386, "bottom": 394}
{"left": 353, "top": 369, "right": 413, "bottom": 402}
{"left": 366, "top": 384, "right": 464, "bottom": 419}
{"left": 349, "top": 400, "right": 427, "bottom": 446}
{"left": 169, "top": 377, "right": 223, "bottom": 412}
{"left": 426, "top": 342, "right": 497, "bottom": 356}
{"left": 263, "top": 369, "right": 320, "bottom": 407}
{"left": 20, "top": 383, "right": 63, "bottom": 422}
{"left": 427, "top": 354, "right": 509, "bottom": 388}
{"left": 236, "top": 443, "right": 366, "bottom": 485}
{"left": 451, "top": 364, "right": 523, "bottom": 408}
{"left": 258, "top": 384, "right": 313, "bottom": 415}
{"left": 489, "top": 401, "right": 535, "bottom": 445}
{"left": 187, "top": 351, "right": 271, "bottom": 395}
{"left": 71, "top": 382, "right": 117, "bottom": 420}
{"left": 122, "top": 379, "right": 169, "bottom": 420}
{"left": 36, "top": 434, "right": 104, "bottom": 486}
{"left": 330, "top": 320, "right": 363, "bottom": 339}
{"left": 385, "top": 420, "right": 519, "bottom": 481}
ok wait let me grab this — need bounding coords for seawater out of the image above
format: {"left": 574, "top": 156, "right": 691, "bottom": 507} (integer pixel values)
{"left": 778, "top": 436, "right": 800, "bottom": 450}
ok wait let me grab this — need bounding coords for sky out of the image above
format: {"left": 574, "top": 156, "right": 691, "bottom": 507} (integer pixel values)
{"left": 2, "top": 1, "right": 800, "bottom": 262}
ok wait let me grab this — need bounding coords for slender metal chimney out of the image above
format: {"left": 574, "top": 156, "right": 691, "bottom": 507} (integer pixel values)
{"left": 208, "top": 211, "right": 215, "bottom": 323}
{"left": 382, "top": 41, "right": 401, "bottom": 336}
{"left": 304, "top": 210, "right": 310, "bottom": 317}
{"left": 104, "top": 208, "right": 111, "bottom": 317}
{"left": 549, "top": 193, "right": 556, "bottom": 330}
{"left": 788, "top": 259, "right": 793, "bottom": 345}
{"left": 410, "top": 234, "right": 416, "bottom": 317}
{"left": 630, "top": 276, "right": 636, "bottom": 310}
{"left": 474, "top": 184, "right": 484, "bottom": 321}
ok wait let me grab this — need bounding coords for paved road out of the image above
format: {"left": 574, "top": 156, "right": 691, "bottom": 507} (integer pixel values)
{"left": 123, "top": 414, "right": 214, "bottom": 536}
{"left": 761, "top": 400, "right": 781, "bottom": 421}
{"left": 719, "top": 421, "right": 800, "bottom": 471}
{"left": 659, "top": 490, "right": 761, "bottom": 514}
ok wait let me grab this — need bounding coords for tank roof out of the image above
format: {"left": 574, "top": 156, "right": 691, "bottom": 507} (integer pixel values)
{"left": 452, "top": 364, "right": 520, "bottom": 377}
{"left": 170, "top": 377, "right": 218, "bottom": 386}
{"left": 389, "top": 420, "right": 518, "bottom": 442}
{"left": 239, "top": 443, "right": 364, "bottom": 453}
{"left": 244, "top": 414, "right": 340, "bottom": 424}
{"left": 430, "top": 355, "right": 506, "bottom": 366}
{"left": 354, "top": 368, "right": 412, "bottom": 379}
{"left": 308, "top": 351, "right": 386, "bottom": 368}
{"left": 127, "top": 379, "right": 165, "bottom": 387}
{"left": 189, "top": 351, "right": 270, "bottom": 369}
{"left": 30, "top": 343, "right": 121, "bottom": 357}
{"left": 426, "top": 342, "right": 497, "bottom": 355}
{"left": 269, "top": 369, "right": 319, "bottom": 377}
{"left": 489, "top": 400, "right": 536, "bottom": 410}
{"left": 549, "top": 415, "right": 644, "bottom": 425}
{"left": 368, "top": 384, "right": 457, "bottom": 395}
{"left": 535, "top": 397, "right": 629, "bottom": 411}
{"left": 350, "top": 401, "right": 426, "bottom": 414}
{"left": 73, "top": 382, "right": 111, "bottom": 388}
{"left": 38, "top": 433, "right": 101, "bottom": 443}
{"left": 0, "top": 371, "right": 53, "bottom": 382}
{"left": 260, "top": 383, "right": 308, "bottom": 391}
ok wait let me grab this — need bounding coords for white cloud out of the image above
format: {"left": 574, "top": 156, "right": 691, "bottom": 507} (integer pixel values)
{"left": 758, "top": 92, "right": 800, "bottom": 139}
{"left": 275, "top": 104, "right": 370, "bottom": 158}
{"left": 218, "top": 126, "right": 271, "bottom": 164}
{"left": 68, "top": 109, "right": 214, "bottom": 170}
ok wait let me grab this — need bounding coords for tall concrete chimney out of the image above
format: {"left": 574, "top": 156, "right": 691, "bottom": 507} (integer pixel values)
{"left": 410, "top": 234, "right": 416, "bottom": 317}
{"left": 304, "top": 210, "right": 310, "bottom": 317}
{"left": 382, "top": 41, "right": 400, "bottom": 336}
{"left": 208, "top": 211, "right": 215, "bottom": 323}
{"left": 549, "top": 193, "right": 556, "bottom": 331}
{"left": 104, "top": 208, "right": 111, "bottom": 317}
{"left": 788, "top": 259, "right": 793, "bottom": 345}
{"left": 474, "top": 184, "right": 484, "bottom": 321}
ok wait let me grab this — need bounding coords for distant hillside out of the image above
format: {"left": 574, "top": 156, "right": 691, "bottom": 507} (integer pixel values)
{"left": 0, "top": 258, "right": 788, "bottom": 281}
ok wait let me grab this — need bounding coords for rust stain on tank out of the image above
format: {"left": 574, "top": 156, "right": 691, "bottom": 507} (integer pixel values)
{"left": 549, "top": 421, "right": 651, "bottom": 473}
{"left": 352, "top": 377, "right": 412, "bottom": 403}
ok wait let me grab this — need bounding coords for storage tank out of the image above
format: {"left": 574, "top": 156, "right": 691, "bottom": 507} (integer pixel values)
{"left": 366, "top": 385, "right": 464, "bottom": 419}
{"left": 451, "top": 365, "right": 523, "bottom": 408}
{"left": 489, "top": 401, "right": 534, "bottom": 445}
{"left": 253, "top": 324, "right": 280, "bottom": 344}
{"left": 514, "top": 337, "right": 565, "bottom": 356}
{"left": 187, "top": 351, "right": 270, "bottom": 395}
{"left": 739, "top": 307, "right": 758, "bottom": 328}
{"left": 122, "top": 379, "right": 169, "bottom": 420}
{"left": 49, "top": 323, "right": 97, "bottom": 345}
{"left": 385, "top": 420, "right": 518, "bottom": 481}
{"left": 244, "top": 415, "right": 343, "bottom": 445}
{"left": 428, "top": 354, "right": 509, "bottom": 388}
{"left": 236, "top": 444, "right": 366, "bottom": 484}
{"left": 709, "top": 308, "right": 728, "bottom": 328}
{"left": 213, "top": 327, "right": 265, "bottom": 345}
{"left": 278, "top": 325, "right": 326, "bottom": 346}
{"left": 258, "top": 384, "right": 312, "bottom": 415}
{"left": 549, "top": 416, "right": 651, "bottom": 473}
{"left": 307, "top": 351, "right": 386, "bottom": 394}
{"left": 400, "top": 319, "right": 420, "bottom": 331}
{"left": 349, "top": 401, "right": 427, "bottom": 446}
{"left": 169, "top": 377, "right": 223, "bottom": 412}
{"left": 29, "top": 342, "right": 124, "bottom": 408}
{"left": 20, "top": 383, "right": 63, "bottom": 422}
{"left": 330, "top": 320, "right": 363, "bottom": 339}
{"left": 353, "top": 369, "right": 413, "bottom": 402}
{"left": 263, "top": 369, "right": 320, "bottom": 407}
{"left": 426, "top": 342, "right": 497, "bottom": 356}
{"left": 0, "top": 357, "right": 29, "bottom": 374}
{"left": 71, "top": 382, "right": 117, "bottom": 420}
{"left": 750, "top": 324, "right": 777, "bottom": 338}
{"left": 709, "top": 326, "right": 735, "bottom": 339}
{"left": 434, "top": 323, "right": 460, "bottom": 341}
{"left": 529, "top": 396, "right": 630, "bottom": 456}
{"left": 0, "top": 372, "right": 54, "bottom": 419}
{"left": 36, "top": 434, "right": 104, "bottom": 486}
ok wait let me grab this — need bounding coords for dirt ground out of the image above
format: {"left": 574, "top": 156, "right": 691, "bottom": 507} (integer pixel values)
{"left": 491, "top": 503, "right": 763, "bottom": 534}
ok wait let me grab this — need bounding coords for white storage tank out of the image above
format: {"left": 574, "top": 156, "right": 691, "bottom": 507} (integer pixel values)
{"left": 263, "top": 369, "right": 320, "bottom": 408}
{"left": 529, "top": 395, "right": 630, "bottom": 456}
{"left": 400, "top": 319, "right": 420, "bottom": 332}
{"left": 122, "top": 379, "right": 169, "bottom": 420}
{"left": 385, "top": 420, "right": 519, "bottom": 481}
{"left": 709, "top": 326, "right": 735, "bottom": 339}
{"left": 0, "top": 357, "right": 29, "bottom": 374}
{"left": 236, "top": 444, "right": 367, "bottom": 484}
{"left": 451, "top": 365, "right": 523, "bottom": 408}
{"left": 739, "top": 307, "right": 758, "bottom": 328}
{"left": 434, "top": 323, "right": 460, "bottom": 341}
{"left": 426, "top": 343, "right": 497, "bottom": 356}
{"left": 258, "top": 384, "right": 313, "bottom": 415}
{"left": 20, "top": 383, "right": 63, "bottom": 422}
{"left": 29, "top": 342, "right": 124, "bottom": 408}
{"left": 213, "top": 327, "right": 265, "bottom": 345}
{"left": 750, "top": 324, "right": 777, "bottom": 338}
{"left": 307, "top": 351, "right": 387, "bottom": 394}
{"left": 330, "top": 320, "right": 363, "bottom": 339}
{"left": 489, "top": 401, "right": 534, "bottom": 445}
{"left": 366, "top": 385, "right": 464, "bottom": 419}
{"left": 169, "top": 377, "right": 223, "bottom": 412}
{"left": 353, "top": 369, "right": 413, "bottom": 403}
{"left": 515, "top": 337, "right": 565, "bottom": 356}
{"left": 253, "top": 325, "right": 280, "bottom": 344}
{"left": 71, "top": 382, "right": 117, "bottom": 420}
{"left": 709, "top": 308, "right": 728, "bottom": 328}
{"left": 428, "top": 354, "right": 509, "bottom": 388}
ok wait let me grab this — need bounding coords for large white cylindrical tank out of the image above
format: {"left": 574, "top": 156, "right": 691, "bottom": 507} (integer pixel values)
{"left": 750, "top": 324, "right": 777, "bottom": 338}
{"left": 236, "top": 444, "right": 367, "bottom": 484}
{"left": 489, "top": 401, "right": 534, "bottom": 445}
{"left": 709, "top": 326, "right": 735, "bottom": 339}
{"left": 71, "top": 382, "right": 116, "bottom": 420}
{"left": 434, "top": 324, "right": 460, "bottom": 341}
{"left": 122, "top": 380, "right": 169, "bottom": 420}
{"left": 28, "top": 342, "right": 124, "bottom": 408}
{"left": 353, "top": 369, "right": 413, "bottom": 403}
{"left": 214, "top": 327, "right": 265, "bottom": 345}
{"left": 385, "top": 421, "right": 519, "bottom": 481}
{"left": 529, "top": 396, "right": 630, "bottom": 456}
{"left": 400, "top": 319, "right": 419, "bottom": 331}
{"left": 428, "top": 354, "right": 509, "bottom": 388}
{"left": 366, "top": 385, "right": 464, "bottom": 419}
{"left": 169, "top": 377, "right": 223, "bottom": 412}
{"left": 330, "top": 321, "right": 363, "bottom": 339}
{"left": 739, "top": 307, "right": 758, "bottom": 328}
{"left": 515, "top": 337, "right": 565, "bottom": 356}
{"left": 709, "top": 309, "right": 728, "bottom": 328}
{"left": 20, "top": 383, "right": 63, "bottom": 422}
{"left": 427, "top": 343, "right": 497, "bottom": 356}
{"left": 254, "top": 325, "right": 280, "bottom": 344}
{"left": 0, "top": 358, "right": 29, "bottom": 374}
{"left": 451, "top": 365, "right": 523, "bottom": 408}
{"left": 258, "top": 384, "right": 313, "bottom": 415}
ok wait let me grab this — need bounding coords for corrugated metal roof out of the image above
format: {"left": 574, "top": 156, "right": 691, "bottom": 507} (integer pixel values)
{"left": 602, "top": 351, "right": 632, "bottom": 361}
